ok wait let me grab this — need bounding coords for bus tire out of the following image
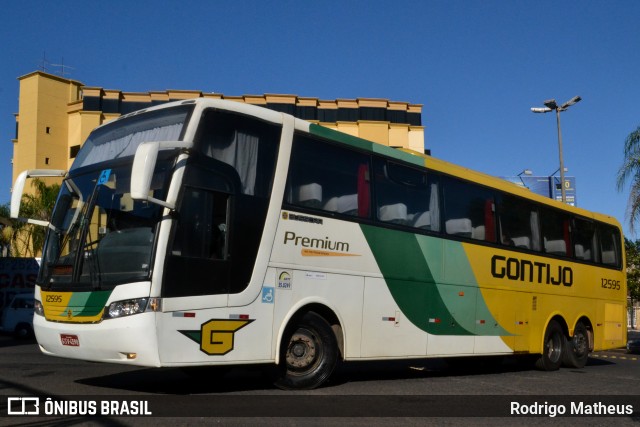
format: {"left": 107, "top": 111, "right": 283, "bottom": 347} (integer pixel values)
{"left": 562, "top": 322, "right": 590, "bottom": 369}
{"left": 534, "top": 320, "right": 564, "bottom": 371}
{"left": 274, "top": 311, "right": 338, "bottom": 390}
{"left": 14, "top": 323, "right": 32, "bottom": 339}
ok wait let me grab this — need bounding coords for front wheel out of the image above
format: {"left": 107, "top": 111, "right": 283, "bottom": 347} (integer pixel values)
{"left": 562, "top": 322, "right": 590, "bottom": 369}
{"left": 535, "top": 320, "right": 564, "bottom": 371}
{"left": 274, "top": 311, "right": 338, "bottom": 390}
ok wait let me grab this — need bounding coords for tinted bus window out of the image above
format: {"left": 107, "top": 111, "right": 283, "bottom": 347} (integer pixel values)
{"left": 573, "top": 218, "right": 597, "bottom": 262}
{"left": 541, "top": 208, "right": 571, "bottom": 256}
{"left": 599, "top": 225, "right": 622, "bottom": 267}
{"left": 195, "top": 109, "right": 280, "bottom": 197}
{"left": 443, "top": 177, "right": 495, "bottom": 242}
{"left": 497, "top": 195, "right": 540, "bottom": 250}
{"left": 373, "top": 159, "right": 440, "bottom": 231}
{"left": 287, "top": 135, "right": 371, "bottom": 218}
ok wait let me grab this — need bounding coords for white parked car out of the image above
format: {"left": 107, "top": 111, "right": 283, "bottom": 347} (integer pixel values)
{"left": 0, "top": 293, "right": 34, "bottom": 338}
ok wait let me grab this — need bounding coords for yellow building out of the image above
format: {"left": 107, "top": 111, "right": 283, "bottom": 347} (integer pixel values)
{"left": 12, "top": 70, "right": 425, "bottom": 194}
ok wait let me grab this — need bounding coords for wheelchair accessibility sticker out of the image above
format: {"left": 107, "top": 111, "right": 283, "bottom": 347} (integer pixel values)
{"left": 97, "top": 169, "right": 112, "bottom": 185}
{"left": 262, "top": 287, "right": 274, "bottom": 304}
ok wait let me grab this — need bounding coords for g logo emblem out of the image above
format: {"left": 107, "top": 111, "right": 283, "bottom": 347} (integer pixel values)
{"left": 200, "top": 319, "right": 253, "bottom": 355}
{"left": 180, "top": 319, "right": 254, "bottom": 356}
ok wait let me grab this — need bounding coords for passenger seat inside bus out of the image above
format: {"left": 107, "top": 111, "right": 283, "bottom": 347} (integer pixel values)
{"left": 512, "top": 236, "right": 531, "bottom": 249}
{"left": 445, "top": 218, "right": 472, "bottom": 237}
{"left": 323, "top": 194, "right": 359, "bottom": 215}
{"left": 545, "top": 239, "right": 567, "bottom": 255}
{"left": 294, "top": 183, "right": 323, "bottom": 208}
{"left": 337, "top": 194, "right": 358, "bottom": 215}
{"left": 379, "top": 203, "right": 408, "bottom": 224}
{"left": 412, "top": 211, "right": 431, "bottom": 229}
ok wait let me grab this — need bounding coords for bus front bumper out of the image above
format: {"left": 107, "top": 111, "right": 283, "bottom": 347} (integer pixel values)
{"left": 33, "top": 312, "right": 161, "bottom": 367}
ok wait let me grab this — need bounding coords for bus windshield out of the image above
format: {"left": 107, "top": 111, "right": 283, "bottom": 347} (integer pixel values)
{"left": 39, "top": 155, "right": 175, "bottom": 291}
{"left": 36, "top": 102, "right": 195, "bottom": 291}
{"left": 71, "top": 105, "right": 191, "bottom": 171}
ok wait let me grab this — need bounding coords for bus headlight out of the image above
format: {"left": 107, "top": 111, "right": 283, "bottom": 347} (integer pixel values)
{"left": 34, "top": 299, "right": 44, "bottom": 316}
{"left": 105, "top": 298, "right": 148, "bottom": 319}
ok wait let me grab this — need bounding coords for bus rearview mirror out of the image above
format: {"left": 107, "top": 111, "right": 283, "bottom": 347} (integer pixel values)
{"left": 130, "top": 141, "right": 191, "bottom": 210}
{"left": 11, "top": 169, "right": 66, "bottom": 222}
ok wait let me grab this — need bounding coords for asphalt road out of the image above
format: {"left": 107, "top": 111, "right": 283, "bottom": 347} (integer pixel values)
{"left": 1, "top": 332, "right": 639, "bottom": 426}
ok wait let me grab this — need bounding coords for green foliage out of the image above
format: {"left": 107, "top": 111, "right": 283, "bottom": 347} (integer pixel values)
{"left": 626, "top": 238, "right": 640, "bottom": 304}
{"left": 0, "top": 202, "right": 11, "bottom": 256}
{"left": 617, "top": 126, "right": 640, "bottom": 232}
{"left": 12, "top": 179, "right": 60, "bottom": 257}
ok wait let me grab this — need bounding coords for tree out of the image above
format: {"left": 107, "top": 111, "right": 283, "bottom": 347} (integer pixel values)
{"left": 0, "top": 202, "right": 12, "bottom": 257}
{"left": 617, "top": 126, "right": 640, "bottom": 232}
{"left": 12, "top": 179, "right": 60, "bottom": 257}
{"left": 626, "top": 238, "right": 640, "bottom": 329}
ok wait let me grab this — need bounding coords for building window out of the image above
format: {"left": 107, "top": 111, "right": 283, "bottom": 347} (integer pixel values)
{"left": 45, "top": 157, "right": 49, "bottom": 165}
{"left": 46, "top": 127, "right": 51, "bottom": 134}
{"left": 70, "top": 145, "right": 81, "bottom": 159}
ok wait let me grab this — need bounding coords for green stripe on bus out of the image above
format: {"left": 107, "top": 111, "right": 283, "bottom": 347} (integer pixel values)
{"left": 309, "top": 124, "right": 424, "bottom": 167}
{"left": 71, "top": 290, "right": 112, "bottom": 317}
{"left": 360, "top": 224, "right": 473, "bottom": 335}
{"left": 415, "top": 237, "right": 511, "bottom": 336}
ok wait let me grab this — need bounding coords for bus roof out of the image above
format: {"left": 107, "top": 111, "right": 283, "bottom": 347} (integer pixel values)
{"left": 108, "top": 98, "right": 621, "bottom": 229}
{"left": 307, "top": 122, "right": 621, "bottom": 229}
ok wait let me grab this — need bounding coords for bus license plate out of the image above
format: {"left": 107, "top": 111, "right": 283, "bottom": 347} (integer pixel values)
{"left": 60, "top": 334, "right": 79, "bottom": 347}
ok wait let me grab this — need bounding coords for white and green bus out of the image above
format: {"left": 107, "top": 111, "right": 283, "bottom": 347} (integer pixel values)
{"left": 12, "top": 98, "right": 626, "bottom": 389}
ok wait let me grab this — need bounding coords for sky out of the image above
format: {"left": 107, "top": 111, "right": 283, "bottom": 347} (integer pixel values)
{"left": 1, "top": 1, "right": 639, "bottom": 236}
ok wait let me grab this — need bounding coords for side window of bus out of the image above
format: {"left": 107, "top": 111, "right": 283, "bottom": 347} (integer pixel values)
{"left": 599, "top": 225, "right": 621, "bottom": 267}
{"left": 172, "top": 187, "right": 228, "bottom": 260}
{"left": 540, "top": 208, "right": 572, "bottom": 257}
{"left": 496, "top": 195, "right": 540, "bottom": 250}
{"left": 573, "top": 218, "right": 597, "bottom": 262}
{"left": 195, "top": 109, "right": 280, "bottom": 198}
{"left": 373, "top": 158, "right": 440, "bottom": 231}
{"left": 442, "top": 177, "right": 496, "bottom": 242}
{"left": 287, "top": 135, "right": 371, "bottom": 218}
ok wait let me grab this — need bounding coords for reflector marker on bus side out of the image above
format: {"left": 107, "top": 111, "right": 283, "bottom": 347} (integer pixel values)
{"left": 476, "top": 319, "right": 486, "bottom": 325}
{"left": 172, "top": 312, "right": 196, "bottom": 318}
{"left": 428, "top": 318, "right": 441, "bottom": 324}
{"left": 383, "top": 311, "right": 401, "bottom": 326}
{"left": 229, "top": 314, "right": 250, "bottom": 320}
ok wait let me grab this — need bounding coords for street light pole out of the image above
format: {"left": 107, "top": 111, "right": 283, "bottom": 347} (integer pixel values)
{"left": 531, "top": 96, "right": 581, "bottom": 204}
{"left": 554, "top": 107, "right": 567, "bottom": 204}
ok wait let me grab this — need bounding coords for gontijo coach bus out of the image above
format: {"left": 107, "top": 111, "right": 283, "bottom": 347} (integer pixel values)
{"left": 11, "top": 98, "right": 626, "bottom": 389}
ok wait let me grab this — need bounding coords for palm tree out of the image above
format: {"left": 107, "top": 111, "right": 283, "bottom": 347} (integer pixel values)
{"left": 617, "top": 125, "right": 640, "bottom": 233}
{"left": 13, "top": 179, "right": 60, "bottom": 257}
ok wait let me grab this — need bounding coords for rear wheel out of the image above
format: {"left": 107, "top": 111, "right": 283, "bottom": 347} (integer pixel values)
{"left": 274, "top": 311, "right": 338, "bottom": 390}
{"left": 562, "top": 322, "right": 590, "bottom": 369}
{"left": 535, "top": 320, "right": 564, "bottom": 371}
